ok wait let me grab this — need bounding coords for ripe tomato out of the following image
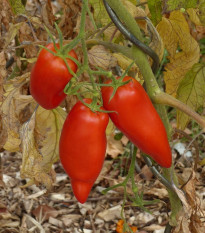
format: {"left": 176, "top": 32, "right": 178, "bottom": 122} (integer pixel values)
{"left": 59, "top": 99, "right": 109, "bottom": 203}
{"left": 30, "top": 43, "right": 78, "bottom": 109}
{"left": 101, "top": 76, "right": 172, "bottom": 168}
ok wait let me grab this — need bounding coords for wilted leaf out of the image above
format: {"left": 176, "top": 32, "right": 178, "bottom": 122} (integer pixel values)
{"left": 32, "top": 205, "right": 59, "bottom": 222}
{"left": 41, "top": 0, "right": 55, "bottom": 28}
{"left": 113, "top": 53, "right": 138, "bottom": 72}
{"left": 75, "top": 15, "right": 95, "bottom": 35}
{"left": 176, "top": 63, "right": 205, "bottom": 130}
{"left": 88, "top": 45, "right": 117, "bottom": 70}
{"left": 183, "top": 171, "right": 199, "bottom": 210}
{"left": 20, "top": 106, "right": 66, "bottom": 189}
{"left": 20, "top": 111, "right": 46, "bottom": 187}
{"left": 173, "top": 210, "right": 191, "bottom": 233}
{"left": 0, "top": 52, "right": 7, "bottom": 80}
{"left": 20, "top": 111, "right": 54, "bottom": 189}
{"left": 35, "top": 106, "right": 67, "bottom": 167}
{"left": 58, "top": 0, "right": 82, "bottom": 38}
{"left": 18, "top": 22, "right": 39, "bottom": 58}
{"left": 173, "top": 171, "right": 204, "bottom": 233}
{"left": 3, "top": 130, "right": 21, "bottom": 152}
{"left": 95, "top": 160, "right": 112, "bottom": 184}
{"left": 2, "top": 73, "right": 33, "bottom": 152}
{"left": 103, "top": 25, "right": 122, "bottom": 42}
{"left": 157, "top": 11, "right": 200, "bottom": 96}
{"left": 0, "top": 115, "right": 7, "bottom": 151}
{"left": 0, "top": 0, "right": 13, "bottom": 32}
{"left": 3, "top": 23, "right": 24, "bottom": 49}
{"left": 0, "top": 52, "right": 7, "bottom": 149}
{"left": 106, "top": 134, "right": 124, "bottom": 158}
{"left": 98, "top": 205, "right": 122, "bottom": 221}
{"left": 170, "top": 168, "right": 204, "bottom": 232}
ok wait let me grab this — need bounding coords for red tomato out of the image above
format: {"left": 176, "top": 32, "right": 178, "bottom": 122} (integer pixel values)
{"left": 30, "top": 43, "right": 78, "bottom": 109}
{"left": 101, "top": 76, "right": 172, "bottom": 168}
{"left": 59, "top": 99, "right": 109, "bottom": 203}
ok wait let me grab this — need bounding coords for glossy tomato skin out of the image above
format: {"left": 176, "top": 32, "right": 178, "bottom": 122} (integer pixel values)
{"left": 30, "top": 43, "right": 78, "bottom": 109}
{"left": 101, "top": 76, "right": 172, "bottom": 168}
{"left": 59, "top": 99, "right": 109, "bottom": 203}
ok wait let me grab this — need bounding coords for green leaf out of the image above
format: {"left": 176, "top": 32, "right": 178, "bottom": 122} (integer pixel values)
{"left": 147, "top": 0, "right": 162, "bottom": 26}
{"left": 8, "top": 0, "right": 25, "bottom": 15}
{"left": 176, "top": 63, "right": 205, "bottom": 130}
{"left": 166, "top": 0, "right": 198, "bottom": 11}
{"left": 89, "top": 0, "right": 111, "bottom": 27}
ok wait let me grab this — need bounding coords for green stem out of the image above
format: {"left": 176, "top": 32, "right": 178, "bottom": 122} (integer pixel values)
{"left": 86, "top": 1, "right": 97, "bottom": 30}
{"left": 81, "top": 39, "right": 89, "bottom": 66}
{"left": 162, "top": 168, "right": 182, "bottom": 226}
{"left": 79, "top": 0, "right": 87, "bottom": 36}
{"left": 154, "top": 92, "right": 205, "bottom": 129}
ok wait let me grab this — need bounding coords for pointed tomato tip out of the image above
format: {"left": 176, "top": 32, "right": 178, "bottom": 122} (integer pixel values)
{"left": 159, "top": 154, "right": 172, "bottom": 168}
{"left": 162, "top": 161, "right": 172, "bottom": 168}
{"left": 71, "top": 180, "right": 93, "bottom": 204}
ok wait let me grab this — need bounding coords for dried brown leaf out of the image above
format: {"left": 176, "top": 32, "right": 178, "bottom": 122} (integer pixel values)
{"left": 20, "top": 110, "right": 55, "bottom": 190}
{"left": 172, "top": 170, "right": 204, "bottom": 232}
{"left": 58, "top": 0, "right": 82, "bottom": 39}
{"left": 106, "top": 134, "right": 124, "bottom": 159}
{"left": 0, "top": 52, "right": 7, "bottom": 80}
{"left": 173, "top": 210, "right": 191, "bottom": 233}
{"left": 32, "top": 205, "right": 58, "bottom": 222}
{"left": 88, "top": 45, "right": 117, "bottom": 70}
{"left": 74, "top": 15, "right": 95, "bottom": 35}
{"left": 2, "top": 73, "right": 33, "bottom": 152}
{"left": 96, "top": 160, "right": 112, "bottom": 184}
{"left": 18, "top": 22, "right": 39, "bottom": 58}
{"left": 20, "top": 106, "right": 66, "bottom": 190}
{"left": 0, "top": 0, "right": 13, "bottom": 33}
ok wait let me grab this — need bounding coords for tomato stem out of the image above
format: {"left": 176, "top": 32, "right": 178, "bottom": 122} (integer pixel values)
{"left": 55, "top": 23, "right": 63, "bottom": 49}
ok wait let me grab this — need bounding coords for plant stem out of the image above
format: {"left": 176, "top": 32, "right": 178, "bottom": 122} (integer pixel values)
{"left": 154, "top": 92, "right": 205, "bottom": 129}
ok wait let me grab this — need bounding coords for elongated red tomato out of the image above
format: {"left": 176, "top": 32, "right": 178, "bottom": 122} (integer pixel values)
{"left": 101, "top": 76, "right": 172, "bottom": 168}
{"left": 59, "top": 99, "right": 109, "bottom": 203}
{"left": 30, "top": 43, "right": 78, "bottom": 109}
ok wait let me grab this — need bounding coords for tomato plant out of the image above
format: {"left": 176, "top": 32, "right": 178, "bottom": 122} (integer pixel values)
{"left": 30, "top": 43, "right": 78, "bottom": 109}
{"left": 101, "top": 76, "right": 172, "bottom": 168}
{"left": 59, "top": 99, "right": 109, "bottom": 203}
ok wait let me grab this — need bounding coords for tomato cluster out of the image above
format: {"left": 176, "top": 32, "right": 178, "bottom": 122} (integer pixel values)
{"left": 30, "top": 44, "right": 172, "bottom": 203}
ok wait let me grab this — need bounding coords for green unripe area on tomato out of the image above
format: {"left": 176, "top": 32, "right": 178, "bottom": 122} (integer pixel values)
{"left": 101, "top": 76, "right": 172, "bottom": 168}
{"left": 59, "top": 99, "right": 109, "bottom": 203}
{"left": 30, "top": 43, "right": 78, "bottom": 109}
